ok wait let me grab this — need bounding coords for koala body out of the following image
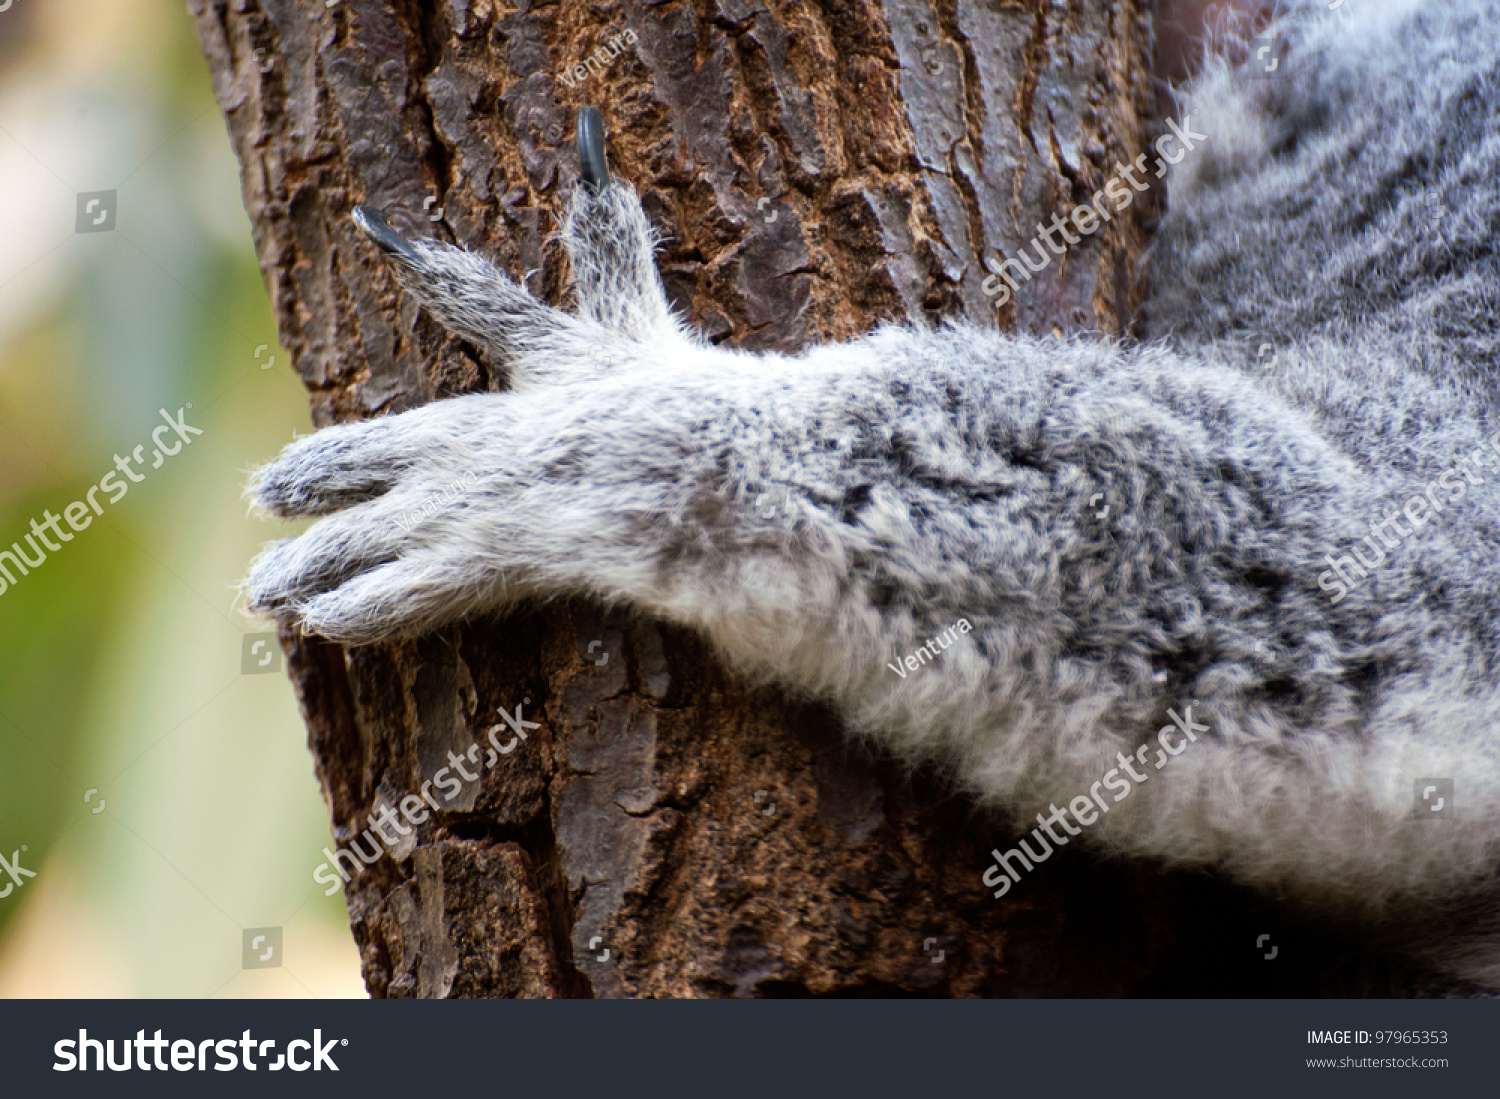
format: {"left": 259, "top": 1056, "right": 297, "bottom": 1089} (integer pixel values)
{"left": 248, "top": 0, "right": 1500, "bottom": 989}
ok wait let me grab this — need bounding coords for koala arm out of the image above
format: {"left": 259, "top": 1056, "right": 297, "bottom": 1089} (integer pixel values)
{"left": 247, "top": 6, "right": 1500, "bottom": 987}
{"left": 247, "top": 168, "right": 1499, "bottom": 903}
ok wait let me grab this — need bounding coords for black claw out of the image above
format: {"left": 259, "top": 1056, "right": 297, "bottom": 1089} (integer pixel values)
{"left": 352, "top": 205, "right": 421, "bottom": 265}
{"left": 577, "top": 106, "right": 610, "bottom": 193}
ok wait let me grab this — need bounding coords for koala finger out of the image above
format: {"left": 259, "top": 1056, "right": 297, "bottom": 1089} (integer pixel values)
{"left": 352, "top": 206, "right": 602, "bottom": 387}
{"left": 296, "top": 554, "right": 485, "bottom": 644}
{"left": 561, "top": 107, "right": 678, "bottom": 343}
{"left": 251, "top": 397, "right": 503, "bottom": 519}
{"left": 562, "top": 108, "right": 683, "bottom": 344}
{"left": 250, "top": 423, "right": 420, "bottom": 519}
{"left": 243, "top": 497, "right": 416, "bottom": 617}
{"left": 562, "top": 179, "right": 689, "bottom": 346}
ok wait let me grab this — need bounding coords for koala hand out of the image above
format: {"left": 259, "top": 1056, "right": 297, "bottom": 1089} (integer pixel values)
{"left": 247, "top": 111, "right": 849, "bottom": 652}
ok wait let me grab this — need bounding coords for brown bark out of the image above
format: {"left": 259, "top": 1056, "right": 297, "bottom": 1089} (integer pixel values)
{"left": 192, "top": 0, "right": 1384, "bottom": 997}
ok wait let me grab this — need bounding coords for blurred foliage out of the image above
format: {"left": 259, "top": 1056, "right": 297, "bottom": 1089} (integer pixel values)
{"left": 0, "top": 0, "right": 361, "bottom": 995}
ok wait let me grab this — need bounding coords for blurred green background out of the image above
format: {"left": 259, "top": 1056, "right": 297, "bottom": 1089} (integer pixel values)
{"left": 0, "top": 0, "right": 362, "bottom": 996}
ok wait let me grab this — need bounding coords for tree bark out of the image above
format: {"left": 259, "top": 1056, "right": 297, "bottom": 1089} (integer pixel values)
{"left": 192, "top": 0, "right": 1381, "bottom": 997}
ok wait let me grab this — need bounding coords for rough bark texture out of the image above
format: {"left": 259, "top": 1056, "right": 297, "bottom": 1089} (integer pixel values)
{"left": 191, "top": 0, "right": 1394, "bottom": 997}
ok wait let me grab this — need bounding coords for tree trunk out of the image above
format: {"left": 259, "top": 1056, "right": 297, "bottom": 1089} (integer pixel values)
{"left": 188, "top": 0, "right": 1321, "bottom": 998}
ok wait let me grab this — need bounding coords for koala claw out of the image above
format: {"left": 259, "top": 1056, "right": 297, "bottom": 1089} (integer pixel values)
{"left": 576, "top": 105, "right": 610, "bottom": 192}
{"left": 351, "top": 205, "right": 421, "bottom": 266}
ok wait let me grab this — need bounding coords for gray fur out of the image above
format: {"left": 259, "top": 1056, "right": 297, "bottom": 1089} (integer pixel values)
{"left": 247, "top": 0, "right": 1500, "bottom": 988}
